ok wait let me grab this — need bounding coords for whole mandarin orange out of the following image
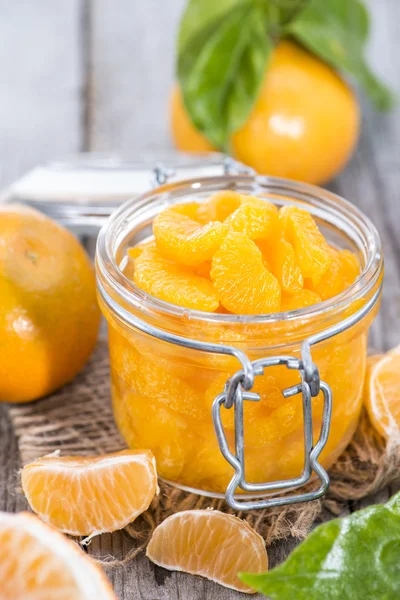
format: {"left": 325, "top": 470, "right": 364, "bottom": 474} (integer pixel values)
{"left": 0, "top": 205, "right": 101, "bottom": 402}
{"left": 171, "top": 41, "right": 360, "bottom": 185}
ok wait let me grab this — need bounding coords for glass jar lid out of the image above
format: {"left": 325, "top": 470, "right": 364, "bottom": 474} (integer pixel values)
{"left": 4, "top": 151, "right": 245, "bottom": 232}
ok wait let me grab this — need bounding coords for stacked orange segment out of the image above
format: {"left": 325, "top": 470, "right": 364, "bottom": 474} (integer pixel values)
{"left": 106, "top": 191, "right": 364, "bottom": 493}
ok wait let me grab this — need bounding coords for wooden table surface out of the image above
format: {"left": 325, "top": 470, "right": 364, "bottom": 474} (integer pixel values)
{"left": 1, "top": 1, "right": 400, "bottom": 598}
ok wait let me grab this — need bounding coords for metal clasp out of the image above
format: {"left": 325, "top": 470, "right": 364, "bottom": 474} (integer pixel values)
{"left": 152, "top": 163, "right": 175, "bottom": 187}
{"left": 223, "top": 156, "right": 255, "bottom": 176}
{"left": 212, "top": 349, "right": 332, "bottom": 511}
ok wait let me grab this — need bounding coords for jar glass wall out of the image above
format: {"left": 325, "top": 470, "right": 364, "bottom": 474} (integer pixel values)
{"left": 96, "top": 175, "right": 383, "bottom": 497}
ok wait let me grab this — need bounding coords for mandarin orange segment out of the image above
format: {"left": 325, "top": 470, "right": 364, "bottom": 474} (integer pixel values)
{"left": 282, "top": 289, "right": 322, "bottom": 311}
{"left": 339, "top": 248, "right": 361, "bottom": 287}
{"left": 133, "top": 244, "right": 219, "bottom": 311}
{"left": 153, "top": 203, "right": 228, "bottom": 266}
{"left": 311, "top": 248, "right": 345, "bottom": 300}
{"left": 21, "top": 450, "right": 158, "bottom": 536}
{"left": 312, "top": 248, "right": 360, "bottom": 300}
{"left": 258, "top": 236, "right": 303, "bottom": 294}
{"left": 127, "top": 238, "right": 155, "bottom": 260}
{"left": 211, "top": 232, "right": 281, "bottom": 314}
{"left": 132, "top": 353, "right": 207, "bottom": 421}
{"left": 365, "top": 351, "right": 400, "bottom": 438}
{"left": 280, "top": 205, "right": 332, "bottom": 285}
{"left": 226, "top": 195, "right": 279, "bottom": 241}
{"left": 196, "top": 191, "right": 242, "bottom": 224}
{"left": 195, "top": 260, "right": 212, "bottom": 278}
{"left": 0, "top": 512, "right": 116, "bottom": 600}
{"left": 244, "top": 399, "right": 301, "bottom": 447}
{"left": 115, "top": 387, "right": 194, "bottom": 481}
{"left": 146, "top": 510, "right": 268, "bottom": 593}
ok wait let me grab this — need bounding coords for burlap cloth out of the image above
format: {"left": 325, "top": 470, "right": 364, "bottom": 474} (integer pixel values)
{"left": 8, "top": 340, "right": 400, "bottom": 563}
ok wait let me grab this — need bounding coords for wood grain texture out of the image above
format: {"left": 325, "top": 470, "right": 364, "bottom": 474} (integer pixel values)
{"left": 0, "top": 0, "right": 400, "bottom": 598}
{"left": 89, "top": 0, "right": 185, "bottom": 153}
{"left": 0, "top": 0, "right": 84, "bottom": 188}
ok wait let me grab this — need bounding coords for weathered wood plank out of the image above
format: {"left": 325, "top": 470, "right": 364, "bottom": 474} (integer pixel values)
{"left": 89, "top": 0, "right": 185, "bottom": 153}
{"left": 0, "top": 0, "right": 85, "bottom": 187}
{"left": 0, "top": 405, "right": 26, "bottom": 514}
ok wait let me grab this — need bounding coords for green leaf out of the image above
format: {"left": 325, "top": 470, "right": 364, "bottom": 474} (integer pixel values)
{"left": 178, "top": 4, "right": 272, "bottom": 150}
{"left": 240, "top": 491, "right": 400, "bottom": 599}
{"left": 287, "top": 0, "right": 394, "bottom": 110}
{"left": 178, "top": 0, "right": 246, "bottom": 54}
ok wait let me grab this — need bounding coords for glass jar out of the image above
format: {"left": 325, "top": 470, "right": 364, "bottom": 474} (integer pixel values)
{"left": 96, "top": 174, "right": 383, "bottom": 509}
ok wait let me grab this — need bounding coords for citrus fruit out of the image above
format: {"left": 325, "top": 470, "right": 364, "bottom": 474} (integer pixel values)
{"left": 0, "top": 204, "right": 101, "bottom": 403}
{"left": 282, "top": 289, "right": 321, "bottom": 311}
{"left": 312, "top": 248, "right": 360, "bottom": 300}
{"left": 146, "top": 510, "right": 268, "bottom": 593}
{"left": 280, "top": 205, "right": 332, "bottom": 285}
{"left": 258, "top": 236, "right": 303, "bottom": 294}
{"left": 171, "top": 41, "right": 359, "bottom": 185}
{"left": 170, "top": 85, "right": 215, "bottom": 153}
{"left": 153, "top": 203, "right": 228, "bottom": 266}
{"left": 133, "top": 243, "right": 219, "bottom": 311}
{"left": 196, "top": 191, "right": 241, "bottom": 224}
{"left": 0, "top": 511, "right": 115, "bottom": 599}
{"left": 21, "top": 449, "right": 158, "bottom": 536}
{"left": 210, "top": 231, "right": 281, "bottom": 314}
{"left": 365, "top": 349, "right": 400, "bottom": 438}
{"left": 226, "top": 196, "right": 278, "bottom": 241}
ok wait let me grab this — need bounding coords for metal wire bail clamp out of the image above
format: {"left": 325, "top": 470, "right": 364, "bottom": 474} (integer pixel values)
{"left": 212, "top": 286, "right": 381, "bottom": 510}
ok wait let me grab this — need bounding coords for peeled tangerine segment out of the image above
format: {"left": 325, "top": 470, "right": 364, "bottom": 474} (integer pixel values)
{"left": 146, "top": 510, "right": 268, "bottom": 594}
{"left": 0, "top": 511, "right": 116, "bottom": 600}
{"left": 211, "top": 232, "right": 281, "bottom": 315}
{"left": 196, "top": 191, "right": 241, "bottom": 224}
{"left": 282, "top": 289, "right": 322, "bottom": 311}
{"left": 365, "top": 351, "right": 400, "bottom": 438}
{"left": 313, "top": 248, "right": 360, "bottom": 300}
{"left": 134, "top": 244, "right": 219, "bottom": 311}
{"left": 153, "top": 203, "right": 228, "bottom": 266}
{"left": 21, "top": 449, "right": 158, "bottom": 537}
{"left": 280, "top": 205, "right": 332, "bottom": 285}
{"left": 258, "top": 236, "right": 303, "bottom": 294}
{"left": 226, "top": 195, "right": 279, "bottom": 241}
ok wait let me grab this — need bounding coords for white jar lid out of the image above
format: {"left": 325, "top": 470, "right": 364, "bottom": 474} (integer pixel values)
{"left": 3, "top": 152, "right": 249, "bottom": 232}
{"left": 7, "top": 152, "right": 232, "bottom": 203}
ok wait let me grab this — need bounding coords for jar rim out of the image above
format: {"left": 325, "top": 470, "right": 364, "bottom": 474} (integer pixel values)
{"left": 96, "top": 174, "right": 383, "bottom": 328}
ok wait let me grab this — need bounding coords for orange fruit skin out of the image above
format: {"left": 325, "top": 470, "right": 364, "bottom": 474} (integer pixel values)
{"left": 0, "top": 205, "right": 101, "bottom": 403}
{"left": 170, "top": 86, "right": 215, "bottom": 153}
{"left": 0, "top": 511, "right": 116, "bottom": 599}
{"left": 21, "top": 449, "right": 158, "bottom": 536}
{"left": 146, "top": 510, "right": 268, "bottom": 593}
{"left": 171, "top": 41, "right": 360, "bottom": 185}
